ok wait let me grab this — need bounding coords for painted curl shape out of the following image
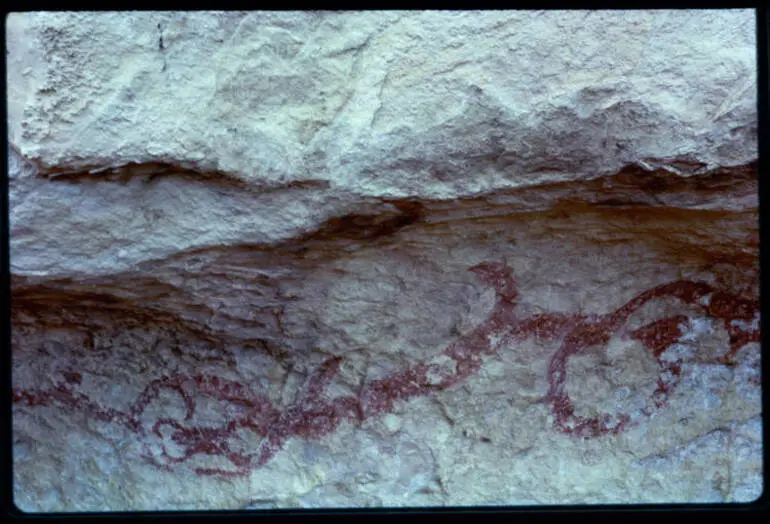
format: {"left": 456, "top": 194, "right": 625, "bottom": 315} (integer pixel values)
{"left": 12, "top": 261, "right": 760, "bottom": 476}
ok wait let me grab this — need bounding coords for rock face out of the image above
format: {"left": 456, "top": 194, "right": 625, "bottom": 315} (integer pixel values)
{"left": 8, "top": 10, "right": 761, "bottom": 511}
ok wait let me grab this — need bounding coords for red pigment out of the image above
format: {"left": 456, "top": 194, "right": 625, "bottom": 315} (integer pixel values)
{"left": 12, "top": 261, "right": 760, "bottom": 476}
{"left": 630, "top": 315, "right": 688, "bottom": 358}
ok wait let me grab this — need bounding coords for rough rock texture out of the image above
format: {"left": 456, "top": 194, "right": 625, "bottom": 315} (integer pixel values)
{"left": 8, "top": 10, "right": 761, "bottom": 511}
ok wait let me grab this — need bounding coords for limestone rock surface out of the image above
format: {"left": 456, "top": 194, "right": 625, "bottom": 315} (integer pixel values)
{"left": 8, "top": 10, "right": 761, "bottom": 511}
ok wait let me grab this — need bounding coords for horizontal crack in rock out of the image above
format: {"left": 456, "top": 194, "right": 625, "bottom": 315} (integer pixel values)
{"left": 36, "top": 160, "right": 331, "bottom": 194}
{"left": 309, "top": 200, "right": 426, "bottom": 243}
{"left": 31, "top": 159, "right": 755, "bottom": 206}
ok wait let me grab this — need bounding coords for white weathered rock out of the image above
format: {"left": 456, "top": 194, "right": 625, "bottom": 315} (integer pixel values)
{"left": 7, "top": 10, "right": 757, "bottom": 276}
{"left": 9, "top": 10, "right": 760, "bottom": 512}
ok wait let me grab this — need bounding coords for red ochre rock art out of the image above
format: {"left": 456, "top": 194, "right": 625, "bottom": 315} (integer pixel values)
{"left": 12, "top": 261, "right": 760, "bottom": 478}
